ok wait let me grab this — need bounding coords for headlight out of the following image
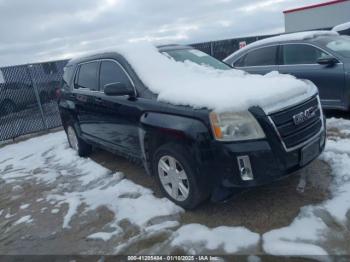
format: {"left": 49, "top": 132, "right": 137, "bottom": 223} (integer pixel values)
{"left": 209, "top": 111, "right": 265, "bottom": 141}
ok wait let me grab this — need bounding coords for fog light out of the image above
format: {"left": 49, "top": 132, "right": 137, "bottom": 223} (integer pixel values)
{"left": 237, "top": 155, "right": 254, "bottom": 181}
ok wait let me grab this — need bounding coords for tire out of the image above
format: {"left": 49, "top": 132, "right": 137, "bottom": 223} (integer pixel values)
{"left": 1, "top": 100, "right": 16, "bottom": 116}
{"left": 66, "top": 124, "right": 92, "bottom": 157}
{"left": 153, "top": 143, "right": 208, "bottom": 209}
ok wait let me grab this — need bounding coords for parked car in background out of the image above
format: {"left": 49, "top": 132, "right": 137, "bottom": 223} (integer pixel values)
{"left": 224, "top": 31, "right": 350, "bottom": 112}
{"left": 0, "top": 61, "right": 65, "bottom": 117}
{"left": 35, "top": 61, "right": 66, "bottom": 103}
{"left": 0, "top": 80, "right": 57, "bottom": 117}
{"left": 0, "top": 82, "right": 36, "bottom": 116}
{"left": 58, "top": 44, "right": 326, "bottom": 209}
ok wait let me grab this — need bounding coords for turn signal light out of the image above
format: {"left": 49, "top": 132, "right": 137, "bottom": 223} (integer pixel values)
{"left": 209, "top": 112, "right": 223, "bottom": 139}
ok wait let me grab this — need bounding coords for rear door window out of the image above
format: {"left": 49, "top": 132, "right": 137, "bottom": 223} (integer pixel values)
{"left": 282, "top": 44, "right": 329, "bottom": 65}
{"left": 99, "top": 60, "right": 132, "bottom": 91}
{"left": 243, "top": 46, "right": 277, "bottom": 67}
{"left": 76, "top": 61, "right": 99, "bottom": 90}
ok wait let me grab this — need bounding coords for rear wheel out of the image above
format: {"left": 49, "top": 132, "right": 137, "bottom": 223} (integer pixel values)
{"left": 66, "top": 125, "right": 92, "bottom": 157}
{"left": 153, "top": 143, "right": 208, "bottom": 209}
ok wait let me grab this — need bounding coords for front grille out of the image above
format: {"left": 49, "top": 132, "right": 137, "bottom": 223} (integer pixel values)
{"left": 269, "top": 96, "right": 322, "bottom": 149}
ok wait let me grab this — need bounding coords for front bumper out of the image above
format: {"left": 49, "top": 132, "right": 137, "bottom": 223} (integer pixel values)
{"left": 198, "top": 126, "right": 326, "bottom": 189}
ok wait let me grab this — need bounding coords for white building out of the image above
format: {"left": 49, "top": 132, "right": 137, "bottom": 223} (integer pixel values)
{"left": 284, "top": 0, "right": 350, "bottom": 33}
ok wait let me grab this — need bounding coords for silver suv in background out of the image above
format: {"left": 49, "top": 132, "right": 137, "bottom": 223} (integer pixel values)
{"left": 224, "top": 31, "right": 350, "bottom": 112}
{"left": 0, "top": 63, "right": 62, "bottom": 116}
{"left": 0, "top": 82, "right": 36, "bottom": 115}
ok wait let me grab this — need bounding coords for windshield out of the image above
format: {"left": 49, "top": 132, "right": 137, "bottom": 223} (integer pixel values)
{"left": 325, "top": 36, "right": 350, "bottom": 58}
{"left": 163, "top": 49, "right": 231, "bottom": 70}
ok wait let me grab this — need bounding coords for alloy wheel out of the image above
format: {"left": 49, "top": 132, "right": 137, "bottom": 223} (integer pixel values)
{"left": 158, "top": 155, "right": 190, "bottom": 201}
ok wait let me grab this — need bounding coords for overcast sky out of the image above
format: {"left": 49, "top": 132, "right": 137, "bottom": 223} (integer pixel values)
{"left": 0, "top": 0, "right": 328, "bottom": 66}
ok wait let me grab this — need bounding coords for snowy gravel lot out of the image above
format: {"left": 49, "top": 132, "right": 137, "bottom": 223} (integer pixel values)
{"left": 0, "top": 116, "right": 349, "bottom": 258}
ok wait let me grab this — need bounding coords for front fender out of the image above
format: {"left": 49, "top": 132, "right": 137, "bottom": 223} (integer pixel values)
{"left": 140, "top": 112, "right": 209, "bottom": 140}
{"left": 138, "top": 112, "right": 211, "bottom": 175}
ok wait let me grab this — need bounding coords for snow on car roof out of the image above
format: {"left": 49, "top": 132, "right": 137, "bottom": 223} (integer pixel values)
{"left": 332, "top": 21, "right": 350, "bottom": 32}
{"left": 224, "top": 30, "right": 339, "bottom": 62}
{"left": 74, "top": 43, "right": 317, "bottom": 113}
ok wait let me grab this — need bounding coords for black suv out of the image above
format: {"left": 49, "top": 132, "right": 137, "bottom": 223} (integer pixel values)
{"left": 58, "top": 44, "right": 326, "bottom": 209}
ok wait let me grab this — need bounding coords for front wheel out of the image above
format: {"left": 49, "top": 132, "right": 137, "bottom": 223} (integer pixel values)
{"left": 66, "top": 125, "right": 92, "bottom": 157}
{"left": 153, "top": 143, "right": 208, "bottom": 209}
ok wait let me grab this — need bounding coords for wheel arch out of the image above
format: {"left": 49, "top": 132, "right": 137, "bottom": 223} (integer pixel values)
{"left": 60, "top": 108, "right": 82, "bottom": 137}
{"left": 139, "top": 112, "right": 210, "bottom": 176}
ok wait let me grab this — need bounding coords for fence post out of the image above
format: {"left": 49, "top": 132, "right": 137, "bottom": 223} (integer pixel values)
{"left": 210, "top": 42, "right": 214, "bottom": 56}
{"left": 26, "top": 65, "right": 48, "bottom": 130}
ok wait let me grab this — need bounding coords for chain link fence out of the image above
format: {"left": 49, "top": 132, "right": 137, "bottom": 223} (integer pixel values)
{"left": 191, "top": 34, "right": 277, "bottom": 60}
{"left": 0, "top": 60, "right": 68, "bottom": 141}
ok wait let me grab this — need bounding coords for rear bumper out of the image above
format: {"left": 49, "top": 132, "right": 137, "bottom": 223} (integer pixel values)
{"left": 197, "top": 127, "right": 326, "bottom": 189}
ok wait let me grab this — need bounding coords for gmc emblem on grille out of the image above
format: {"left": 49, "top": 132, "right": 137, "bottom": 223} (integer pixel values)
{"left": 292, "top": 106, "right": 318, "bottom": 126}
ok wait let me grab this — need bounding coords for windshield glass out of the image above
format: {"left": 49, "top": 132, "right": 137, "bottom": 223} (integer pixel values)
{"left": 163, "top": 49, "right": 231, "bottom": 70}
{"left": 325, "top": 36, "right": 350, "bottom": 58}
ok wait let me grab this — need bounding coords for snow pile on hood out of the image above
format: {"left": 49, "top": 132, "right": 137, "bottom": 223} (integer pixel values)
{"left": 78, "top": 43, "right": 316, "bottom": 112}
{"left": 332, "top": 21, "right": 350, "bottom": 32}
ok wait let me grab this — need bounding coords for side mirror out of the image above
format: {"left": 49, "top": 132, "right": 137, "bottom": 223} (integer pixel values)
{"left": 104, "top": 82, "right": 134, "bottom": 96}
{"left": 317, "top": 56, "right": 338, "bottom": 66}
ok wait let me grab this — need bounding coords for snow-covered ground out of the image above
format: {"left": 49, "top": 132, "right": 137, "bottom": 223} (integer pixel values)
{"left": 0, "top": 131, "right": 259, "bottom": 254}
{"left": 263, "top": 118, "right": 350, "bottom": 258}
{"left": 0, "top": 117, "right": 350, "bottom": 257}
